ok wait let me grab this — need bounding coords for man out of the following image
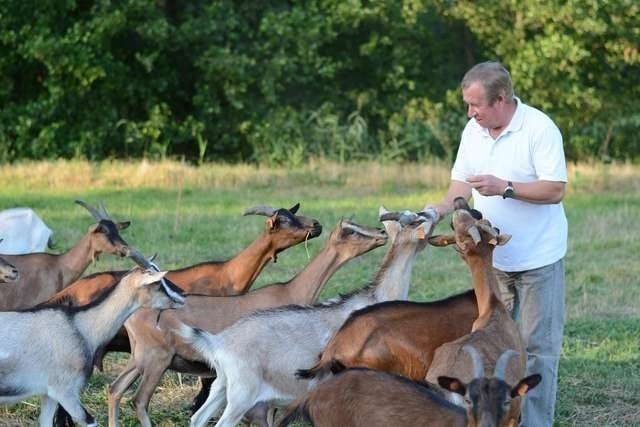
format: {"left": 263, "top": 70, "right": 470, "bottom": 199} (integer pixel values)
{"left": 426, "top": 61, "right": 567, "bottom": 427}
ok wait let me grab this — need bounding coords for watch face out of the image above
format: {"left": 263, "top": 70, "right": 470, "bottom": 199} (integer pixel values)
{"left": 503, "top": 188, "right": 514, "bottom": 199}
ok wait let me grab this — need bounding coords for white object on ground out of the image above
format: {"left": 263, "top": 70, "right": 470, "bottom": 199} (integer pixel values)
{"left": 0, "top": 208, "right": 53, "bottom": 254}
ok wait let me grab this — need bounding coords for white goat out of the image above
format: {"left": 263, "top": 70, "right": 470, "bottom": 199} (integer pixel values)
{"left": 0, "top": 268, "right": 182, "bottom": 427}
{"left": 180, "top": 208, "right": 437, "bottom": 427}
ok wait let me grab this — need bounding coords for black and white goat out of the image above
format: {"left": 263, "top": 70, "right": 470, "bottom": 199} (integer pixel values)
{"left": 0, "top": 268, "right": 183, "bottom": 427}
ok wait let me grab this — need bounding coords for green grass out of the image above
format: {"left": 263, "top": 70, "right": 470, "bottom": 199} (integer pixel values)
{"left": 0, "top": 159, "right": 638, "bottom": 426}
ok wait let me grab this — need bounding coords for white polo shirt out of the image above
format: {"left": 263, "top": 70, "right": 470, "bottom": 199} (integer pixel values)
{"left": 451, "top": 98, "right": 568, "bottom": 272}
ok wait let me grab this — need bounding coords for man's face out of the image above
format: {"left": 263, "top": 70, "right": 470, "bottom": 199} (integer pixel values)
{"left": 462, "top": 82, "right": 504, "bottom": 130}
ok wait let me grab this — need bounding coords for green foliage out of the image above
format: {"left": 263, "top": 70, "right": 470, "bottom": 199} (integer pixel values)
{"left": 441, "top": 0, "right": 640, "bottom": 161}
{"left": 0, "top": 1, "right": 638, "bottom": 163}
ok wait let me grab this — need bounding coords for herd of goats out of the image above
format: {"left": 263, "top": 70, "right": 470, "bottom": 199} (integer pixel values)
{"left": 0, "top": 199, "right": 542, "bottom": 427}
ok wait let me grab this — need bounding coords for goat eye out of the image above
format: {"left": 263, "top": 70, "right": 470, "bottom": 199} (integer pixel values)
{"left": 342, "top": 228, "right": 355, "bottom": 236}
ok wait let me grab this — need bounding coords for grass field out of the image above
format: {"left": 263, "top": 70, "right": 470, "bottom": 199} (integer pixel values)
{"left": 0, "top": 159, "right": 638, "bottom": 426}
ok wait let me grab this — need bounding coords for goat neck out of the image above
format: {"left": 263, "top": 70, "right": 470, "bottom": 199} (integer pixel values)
{"left": 73, "top": 270, "right": 171, "bottom": 355}
{"left": 452, "top": 210, "right": 507, "bottom": 330}
{"left": 465, "top": 250, "right": 502, "bottom": 331}
{"left": 370, "top": 219, "right": 432, "bottom": 302}
{"left": 284, "top": 220, "right": 388, "bottom": 303}
{"left": 56, "top": 230, "right": 103, "bottom": 287}
{"left": 221, "top": 235, "right": 282, "bottom": 293}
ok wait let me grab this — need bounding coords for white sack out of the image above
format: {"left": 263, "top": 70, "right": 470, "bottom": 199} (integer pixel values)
{"left": 0, "top": 208, "right": 53, "bottom": 254}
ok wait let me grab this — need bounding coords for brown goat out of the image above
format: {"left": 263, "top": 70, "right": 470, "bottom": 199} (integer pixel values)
{"left": 279, "top": 347, "right": 540, "bottom": 427}
{"left": 438, "top": 346, "right": 541, "bottom": 427}
{"left": 424, "top": 201, "right": 526, "bottom": 426}
{"left": 46, "top": 203, "right": 322, "bottom": 307}
{"left": 297, "top": 290, "right": 477, "bottom": 383}
{"left": 107, "top": 218, "right": 388, "bottom": 427}
{"left": 0, "top": 200, "right": 130, "bottom": 310}
{"left": 279, "top": 367, "right": 467, "bottom": 427}
{"left": 295, "top": 203, "right": 482, "bottom": 384}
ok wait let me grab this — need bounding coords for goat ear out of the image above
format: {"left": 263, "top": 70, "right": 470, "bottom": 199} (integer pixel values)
{"left": 92, "top": 223, "right": 107, "bottom": 234}
{"left": 266, "top": 217, "right": 277, "bottom": 232}
{"left": 437, "top": 376, "right": 466, "bottom": 396}
{"left": 289, "top": 203, "right": 300, "bottom": 214}
{"left": 142, "top": 270, "right": 167, "bottom": 286}
{"left": 497, "top": 234, "right": 512, "bottom": 246}
{"left": 510, "top": 374, "right": 542, "bottom": 398}
{"left": 428, "top": 235, "right": 456, "bottom": 246}
{"left": 117, "top": 221, "right": 131, "bottom": 230}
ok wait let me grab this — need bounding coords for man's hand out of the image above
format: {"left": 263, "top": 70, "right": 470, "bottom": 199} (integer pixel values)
{"left": 466, "top": 175, "right": 506, "bottom": 197}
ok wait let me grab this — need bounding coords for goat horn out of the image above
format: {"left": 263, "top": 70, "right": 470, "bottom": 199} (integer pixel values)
{"left": 243, "top": 205, "right": 277, "bottom": 217}
{"left": 463, "top": 344, "right": 485, "bottom": 378}
{"left": 342, "top": 222, "right": 384, "bottom": 239}
{"left": 477, "top": 223, "right": 498, "bottom": 237}
{"left": 98, "top": 201, "right": 112, "bottom": 219}
{"left": 128, "top": 247, "right": 186, "bottom": 304}
{"left": 128, "top": 247, "right": 154, "bottom": 270}
{"left": 493, "top": 349, "right": 519, "bottom": 380}
{"left": 467, "top": 225, "right": 482, "bottom": 244}
{"left": 417, "top": 208, "right": 439, "bottom": 222}
{"left": 379, "top": 211, "right": 403, "bottom": 222}
{"left": 75, "top": 200, "right": 109, "bottom": 221}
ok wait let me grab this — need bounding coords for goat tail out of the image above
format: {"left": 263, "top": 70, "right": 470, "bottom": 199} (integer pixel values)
{"left": 176, "top": 321, "right": 222, "bottom": 366}
{"left": 296, "top": 358, "right": 344, "bottom": 380}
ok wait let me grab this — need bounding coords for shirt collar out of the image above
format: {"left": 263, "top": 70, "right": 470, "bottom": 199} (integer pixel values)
{"left": 504, "top": 96, "right": 524, "bottom": 134}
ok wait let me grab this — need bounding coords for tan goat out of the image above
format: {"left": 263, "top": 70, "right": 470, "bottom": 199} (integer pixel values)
{"left": 424, "top": 201, "right": 526, "bottom": 426}
{"left": 0, "top": 200, "right": 130, "bottom": 310}
{"left": 107, "top": 218, "right": 388, "bottom": 427}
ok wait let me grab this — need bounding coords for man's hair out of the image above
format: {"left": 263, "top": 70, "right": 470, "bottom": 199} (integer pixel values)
{"left": 461, "top": 61, "right": 514, "bottom": 105}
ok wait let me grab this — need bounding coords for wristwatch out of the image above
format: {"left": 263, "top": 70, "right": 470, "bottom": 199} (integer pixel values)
{"left": 502, "top": 181, "right": 514, "bottom": 199}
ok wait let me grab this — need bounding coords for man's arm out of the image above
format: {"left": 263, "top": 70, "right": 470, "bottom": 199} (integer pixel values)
{"left": 466, "top": 175, "right": 565, "bottom": 204}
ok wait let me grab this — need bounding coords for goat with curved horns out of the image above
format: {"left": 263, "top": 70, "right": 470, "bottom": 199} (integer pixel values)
{"left": 46, "top": 203, "right": 322, "bottom": 306}
{"left": 107, "top": 217, "right": 387, "bottom": 427}
{"left": 278, "top": 346, "right": 540, "bottom": 427}
{"left": 179, "top": 208, "right": 437, "bottom": 427}
{"left": 424, "top": 198, "right": 527, "bottom": 426}
{"left": 0, "top": 268, "right": 183, "bottom": 427}
{"left": 437, "top": 346, "right": 541, "bottom": 427}
{"left": 0, "top": 200, "right": 131, "bottom": 310}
